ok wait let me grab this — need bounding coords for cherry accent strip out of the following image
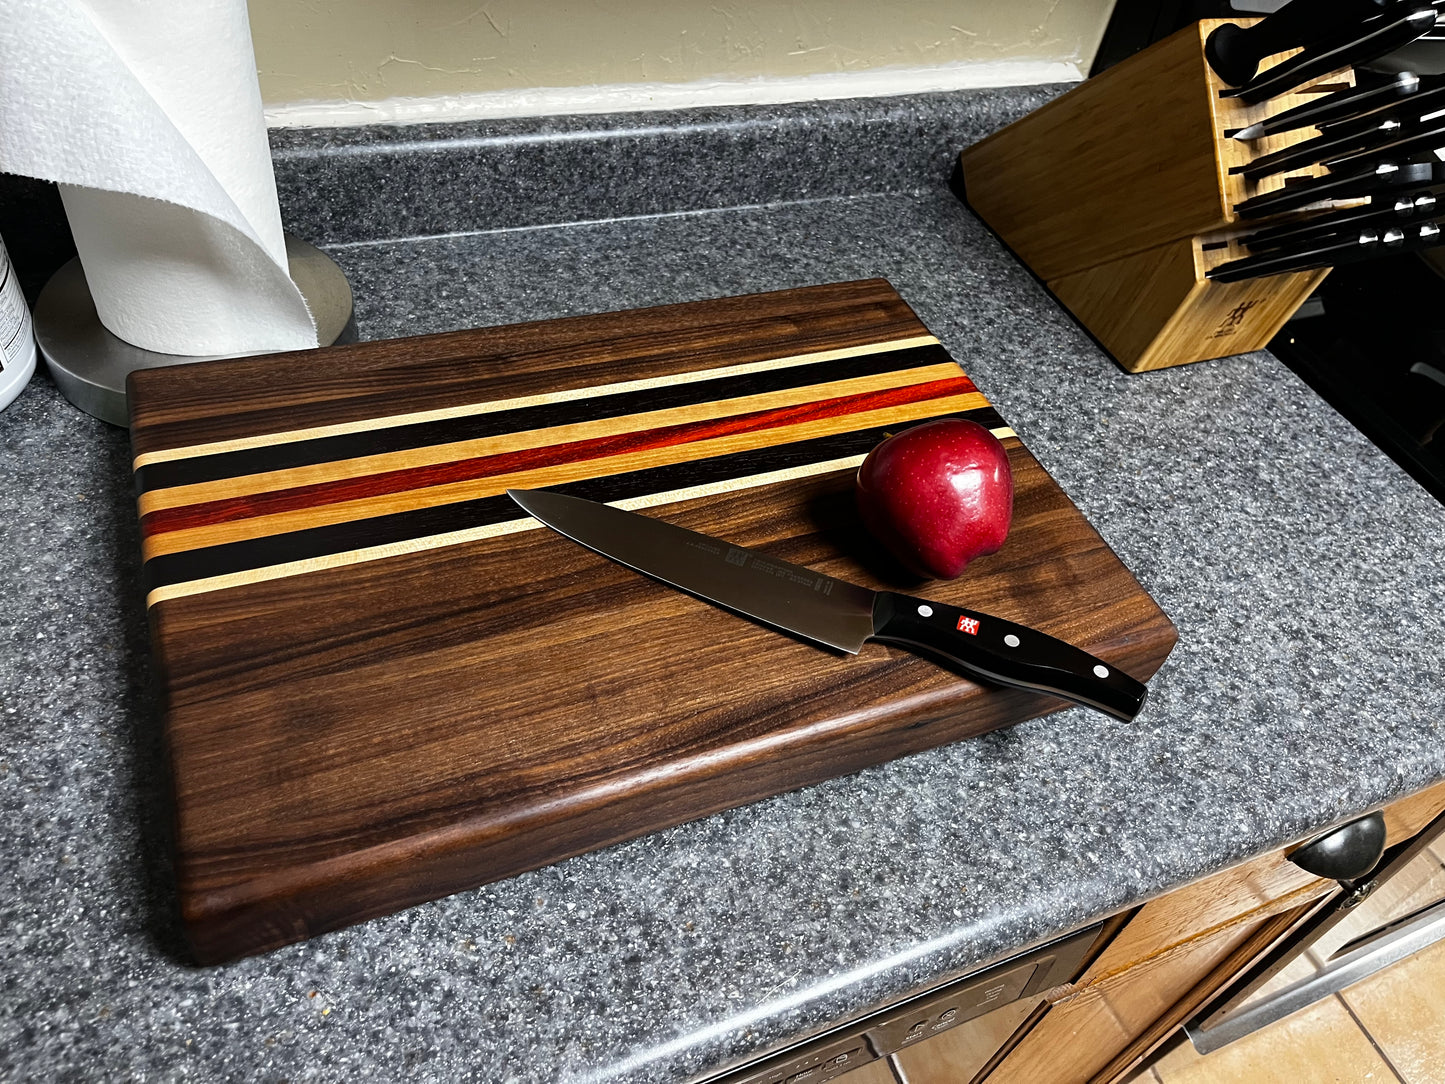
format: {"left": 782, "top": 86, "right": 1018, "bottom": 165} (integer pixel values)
{"left": 142, "top": 377, "right": 976, "bottom": 538}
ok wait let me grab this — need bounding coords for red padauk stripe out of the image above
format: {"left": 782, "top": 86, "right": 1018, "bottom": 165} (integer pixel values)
{"left": 141, "top": 376, "right": 978, "bottom": 537}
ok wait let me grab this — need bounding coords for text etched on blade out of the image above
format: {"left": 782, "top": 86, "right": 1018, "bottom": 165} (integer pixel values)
{"left": 686, "top": 538, "right": 835, "bottom": 595}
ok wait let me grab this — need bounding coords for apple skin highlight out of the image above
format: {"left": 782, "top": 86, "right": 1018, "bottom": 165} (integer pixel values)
{"left": 855, "top": 418, "right": 1014, "bottom": 581}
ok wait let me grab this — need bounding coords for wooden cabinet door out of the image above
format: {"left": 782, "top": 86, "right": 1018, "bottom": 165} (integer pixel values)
{"left": 976, "top": 851, "right": 1337, "bottom": 1084}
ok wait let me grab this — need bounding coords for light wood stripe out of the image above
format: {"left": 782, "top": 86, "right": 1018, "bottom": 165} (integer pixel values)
{"left": 132, "top": 334, "right": 942, "bottom": 470}
{"left": 141, "top": 393, "right": 990, "bottom": 560}
{"left": 142, "top": 426, "right": 1018, "bottom": 607}
{"left": 138, "top": 362, "right": 967, "bottom": 515}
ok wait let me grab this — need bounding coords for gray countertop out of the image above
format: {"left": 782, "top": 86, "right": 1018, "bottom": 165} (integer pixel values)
{"left": 3, "top": 88, "right": 1445, "bottom": 1083}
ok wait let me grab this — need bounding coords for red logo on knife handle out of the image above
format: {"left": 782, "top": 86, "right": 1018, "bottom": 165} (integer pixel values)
{"left": 957, "top": 616, "right": 980, "bottom": 635}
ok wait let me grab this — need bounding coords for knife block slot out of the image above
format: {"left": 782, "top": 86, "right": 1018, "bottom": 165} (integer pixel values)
{"left": 960, "top": 18, "right": 1353, "bottom": 373}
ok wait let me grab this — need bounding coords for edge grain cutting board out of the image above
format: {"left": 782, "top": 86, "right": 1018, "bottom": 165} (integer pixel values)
{"left": 127, "top": 279, "right": 1178, "bottom": 963}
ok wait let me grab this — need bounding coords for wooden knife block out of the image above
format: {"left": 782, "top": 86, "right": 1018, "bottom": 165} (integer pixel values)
{"left": 961, "top": 19, "right": 1353, "bottom": 372}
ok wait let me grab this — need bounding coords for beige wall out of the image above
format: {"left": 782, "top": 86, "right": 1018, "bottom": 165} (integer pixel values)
{"left": 248, "top": 0, "right": 1116, "bottom": 122}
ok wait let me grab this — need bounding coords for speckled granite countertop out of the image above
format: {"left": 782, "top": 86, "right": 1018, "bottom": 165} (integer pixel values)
{"left": 3, "top": 88, "right": 1445, "bottom": 1083}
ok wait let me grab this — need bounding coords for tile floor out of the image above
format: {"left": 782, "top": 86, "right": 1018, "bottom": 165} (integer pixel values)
{"left": 1124, "top": 841, "right": 1445, "bottom": 1084}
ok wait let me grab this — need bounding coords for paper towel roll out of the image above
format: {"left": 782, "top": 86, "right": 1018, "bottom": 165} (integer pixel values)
{"left": 0, "top": 0, "right": 318, "bottom": 355}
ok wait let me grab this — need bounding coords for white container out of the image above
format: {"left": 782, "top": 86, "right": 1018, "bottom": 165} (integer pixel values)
{"left": 0, "top": 235, "right": 38, "bottom": 411}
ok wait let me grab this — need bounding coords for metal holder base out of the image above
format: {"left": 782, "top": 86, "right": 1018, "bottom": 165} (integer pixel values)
{"left": 33, "top": 234, "right": 355, "bottom": 427}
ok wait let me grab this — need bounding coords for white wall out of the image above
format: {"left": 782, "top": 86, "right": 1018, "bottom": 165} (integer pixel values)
{"left": 248, "top": 0, "right": 1117, "bottom": 126}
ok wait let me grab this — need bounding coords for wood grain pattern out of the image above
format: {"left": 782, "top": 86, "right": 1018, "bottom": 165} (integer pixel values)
{"left": 128, "top": 280, "right": 1177, "bottom": 963}
{"left": 959, "top": 22, "right": 1227, "bottom": 283}
{"left": 983, "top": 915, "right": 1273, "bottom": 1084}
{"left": 1377, "top": 777, "right": 1445, "bottom": 845}
{"left": 1075, "top": 850, "right": 1333, "bottom": 987}
{"left": 1089, "top": 903, "right": 1317, "bottom": 1084}
{"left": 1047, "top": 237, "right": 1329, "bottom": 373}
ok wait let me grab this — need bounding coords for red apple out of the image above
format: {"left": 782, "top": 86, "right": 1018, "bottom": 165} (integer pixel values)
{"left": 855, "top": 418, "right": 1013, "bottom": 580}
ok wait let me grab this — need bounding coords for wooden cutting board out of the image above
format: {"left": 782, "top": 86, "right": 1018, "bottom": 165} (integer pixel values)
{"left": 128, "top": 279, "right": 1177, "bottom": 963}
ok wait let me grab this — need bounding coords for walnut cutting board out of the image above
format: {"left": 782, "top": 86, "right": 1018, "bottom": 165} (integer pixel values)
{"left": 127, "top": 279, "right": 1177, "bottom": 963}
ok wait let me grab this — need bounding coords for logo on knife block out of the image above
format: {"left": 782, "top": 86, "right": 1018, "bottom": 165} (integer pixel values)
{"left": 1210, "top": 299, "right": 1260, "bottom": 339}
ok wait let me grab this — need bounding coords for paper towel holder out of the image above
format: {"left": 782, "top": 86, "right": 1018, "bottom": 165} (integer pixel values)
{"left": 32, "top": 234, "right": 355, "bottom": 427}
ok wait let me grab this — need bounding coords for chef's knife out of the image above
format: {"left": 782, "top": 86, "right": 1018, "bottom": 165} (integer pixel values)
{"left": 1238, "top": 191, "right": 1434, "bottom": 249}
{"left": 1207, "top": 0, "right": 1396, "bottom": 87}
{"left": 507, "top": 487, "right": 1149, "bottom": 722}
{"left": 1232, "top": 71, "right": 1419, "bottom": 140}
{"left": 1224, "top": 6, "right": 1436, "bottom": 105}
{"left": 1233, "top": 158, "right": 1431, "bottom": 217}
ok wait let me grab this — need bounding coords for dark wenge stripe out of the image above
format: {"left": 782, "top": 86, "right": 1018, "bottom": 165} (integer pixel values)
{"left": 143, "top": 406, "right": 1007, "bottom": 596}
{"left": 136, "top": 343, "right": 958, "bottom": 493}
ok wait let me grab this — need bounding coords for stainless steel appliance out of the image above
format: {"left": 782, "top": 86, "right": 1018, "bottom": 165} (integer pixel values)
{"left": 699, "top": 923, "right": 1104, "bottom": 1084}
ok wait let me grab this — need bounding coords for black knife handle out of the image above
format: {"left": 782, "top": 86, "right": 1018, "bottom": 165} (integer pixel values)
{"left": 1232, "top": 116, "right": 1403, "bottom": 179}
{"left": 1234, "top": 71, "right": 1419, "bottom": 140}
{"left": 1225, "top": 6, "right": 1436, "bottom": 106}
{"left": 1315, "top": 80, "right": 1445, "bottom": 139}
{"left": 1324, "top": 118, "right": 1445, "bottom": 169}
{"left": 1208, "top": 228, "right": 1382, "bottom": 283}
{"left": 869, "top": 591, "right": 1148, "bottom": 722}
{"left": 1240, "top": 191, "right": 1432, "bottom": 250}
{"left": 1206, "top": 0, "right": 1392, "bottom": 87}
{"left": 1233, "top": 159, "right": 1432, "bottom": 218}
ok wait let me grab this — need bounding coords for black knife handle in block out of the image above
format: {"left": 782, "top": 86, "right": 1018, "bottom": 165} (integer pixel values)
{"left": 1316, "top": 81, "right": 1445, "bottom": 139}
{"left": 1225, "top": 6, "right": 1436, "bottom": 106}
{"left": 1232, "top": 117, "right": 1402, "bottom": 179}
{"left": 1208, "top": 228, "right": 1381, "bottom": 282}
{"left": 1324, "top": 118, "right": 1445, "bottom": 169}
{"left": 1241, "top": 191, "right": 1432, "bottom": 250}
{"left": 1233, "top": 159, "right": 1430, "bottom": 218}
{"left": 1233, "top": 71, "right": 1419, "bottom": 140}
{"left": 1206, "top": 0, "right": 1391, "bottom": 87}
{"left": 869, "top": 591, "right": 1148, "bottom": 722}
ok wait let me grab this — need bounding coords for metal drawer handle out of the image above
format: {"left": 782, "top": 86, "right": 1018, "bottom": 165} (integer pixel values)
{"left": 1187, "top": 895, "right": 1445, "bottom": 1054}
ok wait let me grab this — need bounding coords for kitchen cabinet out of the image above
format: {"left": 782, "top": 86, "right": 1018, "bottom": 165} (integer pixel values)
{"left": 849, "top": 778, "right": 1445, "bottom": 1084}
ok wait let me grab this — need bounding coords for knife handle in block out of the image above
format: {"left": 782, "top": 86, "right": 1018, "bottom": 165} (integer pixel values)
{"left": 870, "top": 591, "right": 1149, "bottom": 722}
{"left": 1205, "top": 0, "right": 1388, "bottom": 88}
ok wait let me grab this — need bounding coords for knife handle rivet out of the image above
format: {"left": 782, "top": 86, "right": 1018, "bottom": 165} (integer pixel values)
{"left": 1004, "top": 634, "right": 1021, "bottom": 647}
{"left": 1094, "top": 664, "right": 1110, "bottom": 679}
{"left": 916, "top": 605, "right": 934, "bottom": 617}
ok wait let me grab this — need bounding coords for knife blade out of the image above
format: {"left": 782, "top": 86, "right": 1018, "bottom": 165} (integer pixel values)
{"left": 1232, "top": 71, "right": 1420, "bottom": 140}
{"left": 1238, "top": 191, "right": 1434, "bottom": 250}
{"left": 507, "top": 487, "right": 1149, "bottom": 722}
{"left": 1207, "top": 0, "right": 1397, "bottom": 88}
{"left": 1224, "top": 5, "right": 1436, "bottom": 105}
